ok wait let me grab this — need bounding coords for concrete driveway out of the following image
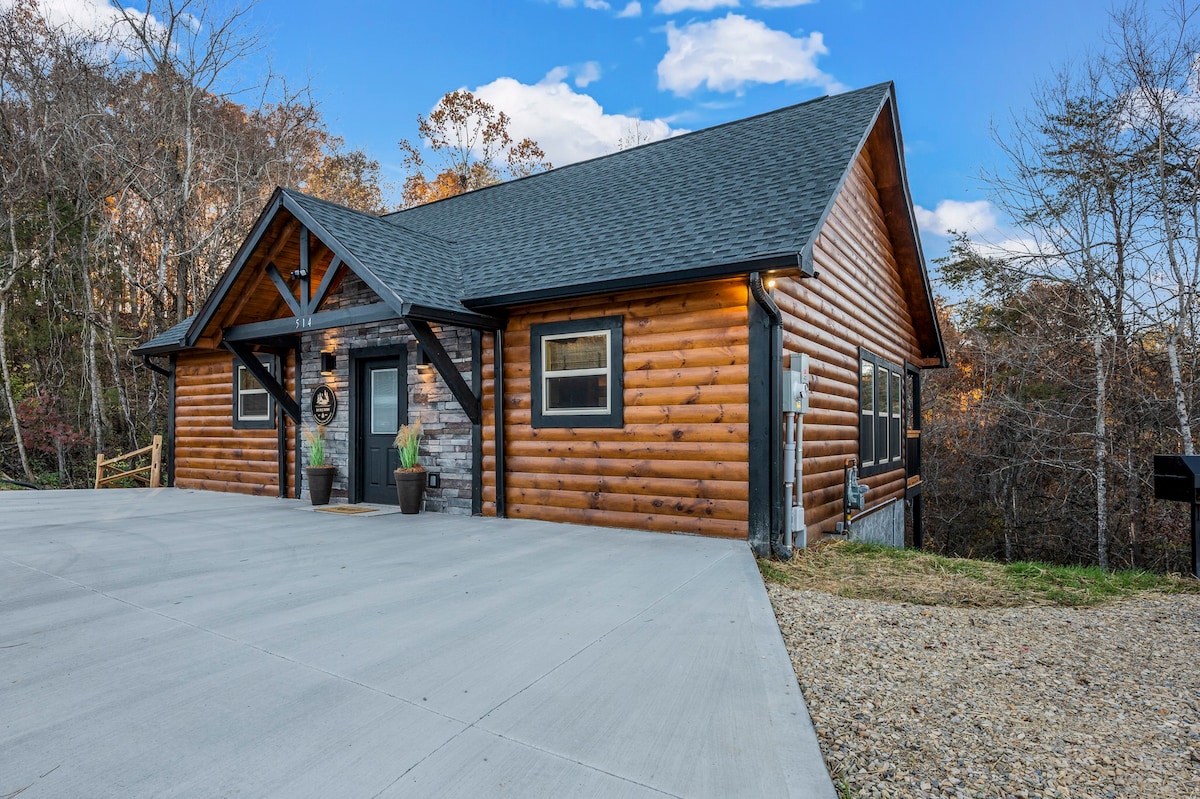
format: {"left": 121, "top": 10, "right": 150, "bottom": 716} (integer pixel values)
{"left": 0, "top": 489, "right": 834, "bottom": 798}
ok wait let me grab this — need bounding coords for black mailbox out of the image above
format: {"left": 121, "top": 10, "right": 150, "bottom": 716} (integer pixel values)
{"left": 1153, "top": 455, "right": 1200, "bottom": 503}
{"left": 1152, "top": 454, "right": 1200, "bottom": 577}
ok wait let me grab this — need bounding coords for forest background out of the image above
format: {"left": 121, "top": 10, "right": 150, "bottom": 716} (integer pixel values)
{"left": 1, "top": 0, "right": 1197, "bottom": 573}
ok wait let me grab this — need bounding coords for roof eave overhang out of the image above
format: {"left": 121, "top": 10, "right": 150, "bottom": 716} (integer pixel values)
{"left": 183, "top": 188, "right": 287, "bottom": 347}
{"left": 132, "top": 341, "right": 187, "bottom": 357}
{"left": 464, "top": 252, "right": 806, "bottom": 311}
{"left": 181, "top": 188, "right": 498, "bottom": 346}
{"left": 277, "top": 193, "right": 499, "bottom": 332}
{"left": 799, "top": 83, "right": 946, "bottom": 366}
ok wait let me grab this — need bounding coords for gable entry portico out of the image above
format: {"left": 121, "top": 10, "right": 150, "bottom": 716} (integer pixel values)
{"left": 180, "top": 188, "right": 495, "bottom": 503}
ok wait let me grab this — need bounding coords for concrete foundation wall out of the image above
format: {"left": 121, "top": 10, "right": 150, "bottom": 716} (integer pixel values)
{"left": 850, "top": 498, "right": 905, "bottom": 548}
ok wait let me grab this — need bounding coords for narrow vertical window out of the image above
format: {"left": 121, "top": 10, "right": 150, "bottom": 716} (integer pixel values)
{"left": 859, "top": 359, "right": 875, "bottom": 466}
{"left": 859, "top": 349, "right": 904, "bottom": 477}
{"left": 890, "top": 370, "right": 903, "bottom": 464}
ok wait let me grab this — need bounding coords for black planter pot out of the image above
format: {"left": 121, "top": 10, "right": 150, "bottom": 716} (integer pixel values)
{"left": 307, "top": 466, "right": 336, "bottom": 506}
{"left": 394, "top": 469, "right": 425, "bottom": 514}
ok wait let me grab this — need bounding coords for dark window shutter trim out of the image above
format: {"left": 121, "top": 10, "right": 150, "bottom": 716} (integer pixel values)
{"left": 530, "top": 316, "right": 624, "bottom": 429}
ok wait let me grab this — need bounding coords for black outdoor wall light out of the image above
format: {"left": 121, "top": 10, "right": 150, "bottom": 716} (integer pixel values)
{"left": 320, "top": 351, "right": 336, "bottom": 375}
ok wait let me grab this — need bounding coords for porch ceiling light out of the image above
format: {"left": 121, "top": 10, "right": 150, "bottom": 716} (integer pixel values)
{"left": 320, "top": 351, "right": 336, "bottom": 375}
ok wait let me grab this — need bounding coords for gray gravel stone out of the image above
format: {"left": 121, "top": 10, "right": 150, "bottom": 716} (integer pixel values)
{"left": 767, "top": 585, "right": 1200, "bottom": 798}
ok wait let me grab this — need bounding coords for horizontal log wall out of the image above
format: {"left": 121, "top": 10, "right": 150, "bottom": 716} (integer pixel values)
{"left": 777, "top": 143, "right": 920, "bottom": 538}
{"left": 482, "top": 279, "right": 751, "bottom": 538}
{"left": 174, "top": 350, "right": 296, "bottom": 497}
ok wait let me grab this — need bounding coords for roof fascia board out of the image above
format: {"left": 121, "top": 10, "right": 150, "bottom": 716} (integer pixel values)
{"left": 465, "top": 253, "right": 803, "bottom": 310}
{"left": 798, "top": 85, "right": 894, "bottom": 273}
{"left": 278, "top": 192, "right": 496, "bottom": 331}
{"left": 880, "top": 94, "right": 948, "bottom": 367}
{"left": 184, "top": 189, "right": 285, "bottom": 347}
{"left": 801, "top": 84, "right": 947, "bottom": 367}
{"left": 133, "top": 341, "right": 185, "bottom": 356}
{"left": 401, "top": 302, "right": 503, "bottom": 331}
{"left": 278, "top": 192, "right": 410, "bottom": 320}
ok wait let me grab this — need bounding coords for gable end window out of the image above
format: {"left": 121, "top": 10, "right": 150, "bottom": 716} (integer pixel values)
{"left": 859, "top": 348, "right": 903, "bottom": 477}
{"left": 530, "top": 316, "right": 624, "bottom": 429}
{"left": 232, "top": 354, "right": 278, "bottom": 430}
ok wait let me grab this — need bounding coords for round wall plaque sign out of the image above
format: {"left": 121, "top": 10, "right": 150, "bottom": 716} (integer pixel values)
{"left": 311, "top": 384, "right": 337, "bottom": 425}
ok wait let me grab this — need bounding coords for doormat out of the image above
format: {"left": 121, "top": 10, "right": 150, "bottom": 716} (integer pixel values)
{"left": 314, "top": 505, "right": 376, "bottom": 515}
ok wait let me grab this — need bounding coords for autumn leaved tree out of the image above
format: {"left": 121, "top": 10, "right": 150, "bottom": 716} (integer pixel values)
{"left": 926, "top": 1, "right": 1200, "bottom": 571}
{"left": 398, "top": 90, "right": 550, "bottom": 208}
{"left": 0, "top": 0, "right": 386, "bottom": 486}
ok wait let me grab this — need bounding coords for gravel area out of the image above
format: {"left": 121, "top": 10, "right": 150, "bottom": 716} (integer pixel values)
{"left": 769, "top": 585, "right": 1200, "bottom": 798}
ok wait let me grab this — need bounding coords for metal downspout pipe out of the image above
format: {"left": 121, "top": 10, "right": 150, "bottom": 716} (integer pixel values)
{"left": 749, "top": 273, "right": 790, "bottom": 560}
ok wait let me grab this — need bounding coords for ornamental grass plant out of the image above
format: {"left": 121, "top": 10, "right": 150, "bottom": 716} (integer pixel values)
{"left": 393, "top": 421, "right": 423, "bottom": 471}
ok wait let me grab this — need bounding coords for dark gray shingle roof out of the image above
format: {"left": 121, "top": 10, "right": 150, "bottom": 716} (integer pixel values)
{"left": 139, "top": 83, "right": 907, "bottom": 355}
{"left": 282, "top": 190, "right": 469, "bottom": 315}
{"left": 386, "top": 82, "right": 891, "bottom": 305}
{"left": 134, "top": 315, "right": 195, "bottom": 355}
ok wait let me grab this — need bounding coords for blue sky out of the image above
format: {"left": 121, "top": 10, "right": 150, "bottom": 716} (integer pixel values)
{"left": 25, "top": 0, "right": 1124, "bottom": 268}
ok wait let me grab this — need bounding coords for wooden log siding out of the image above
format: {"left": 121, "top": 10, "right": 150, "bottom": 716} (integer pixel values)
{"left": 481, "top": 280, "right": 752, "bottom": 539}
{"left": 775, "top": 143, "right": 922, "bottom": 538}
{"left": 174, "top": 350, "right": 297, "bottom": 497}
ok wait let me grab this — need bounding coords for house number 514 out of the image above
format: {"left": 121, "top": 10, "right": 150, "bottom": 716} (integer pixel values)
{"left": 294, "top": 316, "right": 314, "bottom": 329}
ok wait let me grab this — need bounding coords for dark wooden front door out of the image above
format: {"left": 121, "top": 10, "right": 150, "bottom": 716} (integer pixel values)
{"left": 357, "top": 357, "right": 405, "bottom": 504}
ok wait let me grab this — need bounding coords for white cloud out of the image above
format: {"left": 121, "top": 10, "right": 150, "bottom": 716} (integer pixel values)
{"left": 970, "top": 237, "right": 1056, "bottom": 262}
{"left": 654, "top": 0, "right": 739, "bottom": 12}
{"left": 575, "top": 61, "right": 602, "bottom": 88}
{"left": 0, "top": 0, "right": 163, "bottom": 48}
{"left": 914, "top": 200, "right": 998, "bottom": 238}
{"left": 474, "top": 71, "right": 686, "bottom": 166}
{"left": 557, "top": 0, "right": 619, "bottom": 11}
{"left": 617, "top": 1, "right": 643, "bottom": 17}
{"left": 657, "top": 14, "right": 843, "bottom": 95}
{"left": 752, "top": 0, "right": 817, "bottom": 6}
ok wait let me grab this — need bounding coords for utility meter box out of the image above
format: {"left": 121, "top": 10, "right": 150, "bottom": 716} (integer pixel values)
{"left": 783, "top": 354, "right": 810, "bottom": 413}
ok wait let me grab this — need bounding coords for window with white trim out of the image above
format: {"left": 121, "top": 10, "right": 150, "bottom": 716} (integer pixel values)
{"left": 859, "top": 349, "right": 903, "bottom": 476}
{"left": 530, "top": 316, "right": 623, "bottom": 428}
{"left": 233, "top": 355, "right": 276, "bottom": 430}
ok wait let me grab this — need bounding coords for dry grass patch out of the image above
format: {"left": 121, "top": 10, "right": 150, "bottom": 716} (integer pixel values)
{"left": 759, "top": 539, "right": 1199, "bottom": 608}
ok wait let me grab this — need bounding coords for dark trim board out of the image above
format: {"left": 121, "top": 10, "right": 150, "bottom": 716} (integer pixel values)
{"left": 223, "top": 342, "right": 300, "bottom": 424}
{"left": 747, "top": 284, "right": 774, "bottom": 558}
{"left": 167, "top": 355, "right": 177, "bottom": 487}
{"left": 494, "top": 329, "right": 506, "bottom": 519}
{"left": 471, "top": 330, "right": 483, "bottom": 517}
{"left": 529, "top": 315, "right": 624, "bottom": 430}
{"left": 294, "top": 340, "right": 303, "bottom": 498}
{"left": 404, "top": 318, "right": 481, "bottom": 424}
{"left": 225, "top": 304, "right": 399, "bottom": 343}
{"left": 466, "top": 254, "right": 806, "bottom": 311}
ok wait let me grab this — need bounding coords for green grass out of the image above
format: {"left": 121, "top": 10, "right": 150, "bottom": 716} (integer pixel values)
{"left": 760, "top": 539, "right": 1199, "bottom": 608}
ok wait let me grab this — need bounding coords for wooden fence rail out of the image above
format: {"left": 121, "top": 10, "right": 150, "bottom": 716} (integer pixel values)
{"left": 95, "top": 435, "right": 163, "bottom": 489}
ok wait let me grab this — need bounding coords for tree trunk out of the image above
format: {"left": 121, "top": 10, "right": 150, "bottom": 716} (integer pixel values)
{"left": 0, "top": 288, "right": 35, "bottom": 483}
{"left": 1165, "top": 324, "right": 1195, "bottom": 456}
{"left": 1092, "top": 328, "right": 1109, "bottom": 570}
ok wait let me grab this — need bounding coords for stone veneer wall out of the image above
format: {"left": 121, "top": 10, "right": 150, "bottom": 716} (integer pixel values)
{"left": 297, "top": 272, "right": 474, "bottom": 514}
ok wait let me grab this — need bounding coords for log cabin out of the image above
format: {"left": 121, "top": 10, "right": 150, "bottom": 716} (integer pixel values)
{"left": 136, "top": 81, "right": 945, "bottom": 557}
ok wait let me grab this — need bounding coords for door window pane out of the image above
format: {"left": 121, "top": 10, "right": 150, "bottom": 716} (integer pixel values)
{"left": 371, "top": 368, "right": 398, "bottom": 435}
